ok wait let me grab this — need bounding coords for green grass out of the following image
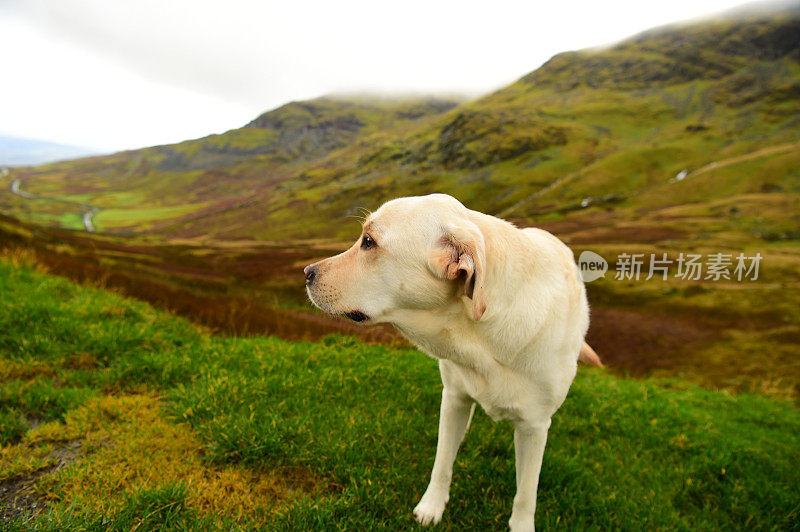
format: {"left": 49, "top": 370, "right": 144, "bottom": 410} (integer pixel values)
{"left": 93, "top": 204, "right": 210, "bottom": 231}
{"left": 28, "top": 211, "right": 85, "bottom": 232}
{"left": 1, "top": 255, "right": 799, "bottom": 530}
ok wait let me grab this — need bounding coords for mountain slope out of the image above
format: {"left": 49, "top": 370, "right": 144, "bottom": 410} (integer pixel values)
{"left": 1, "top": 5, "right": 799, "bottom": 241}
{"left": 0, "top": 96, "right": 463, "bottom": 234}
{"left": 152, "top": 7, "right": 799, "bottom": 241}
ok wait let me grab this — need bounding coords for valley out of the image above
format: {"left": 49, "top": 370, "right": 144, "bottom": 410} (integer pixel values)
{"left": 1, "top": 8, "right": 798, "bottom": 399}
{"left": 2, "top": 5, "right": 800, "bottom": 528}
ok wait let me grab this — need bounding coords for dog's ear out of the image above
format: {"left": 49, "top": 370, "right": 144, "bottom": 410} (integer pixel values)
{"left": 428, "top": 221, "right": 487, "bottom": 321}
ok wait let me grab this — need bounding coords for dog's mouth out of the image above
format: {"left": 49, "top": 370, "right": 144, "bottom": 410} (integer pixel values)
{"left": 343, "top": 310, "right": 369, "bottom": 322}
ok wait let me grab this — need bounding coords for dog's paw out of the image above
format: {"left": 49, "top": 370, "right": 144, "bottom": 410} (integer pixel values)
{"left": 413, "top": 488, "right": 449, "bottom": 526}
{"left": 508, "top": 511, "right": 535, "bottom": 532}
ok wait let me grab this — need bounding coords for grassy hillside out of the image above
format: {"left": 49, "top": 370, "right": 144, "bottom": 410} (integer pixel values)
{"left": 2, "top": 8, "right": 797, "bottom": 242}
{"left": 2, "top": 253, "right": 799, "bottom": 530}
{"left": 0, "top": 96, "right": 461, "bottom": 234}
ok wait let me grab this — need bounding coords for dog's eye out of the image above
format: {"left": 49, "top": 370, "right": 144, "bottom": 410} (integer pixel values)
{"left": 361, "top": 235, "right": 377, "bottom": 250}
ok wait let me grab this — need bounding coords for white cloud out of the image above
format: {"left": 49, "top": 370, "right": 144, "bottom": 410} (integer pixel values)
{"left": 1, "top": 0, "right": 752, "bottom": 152}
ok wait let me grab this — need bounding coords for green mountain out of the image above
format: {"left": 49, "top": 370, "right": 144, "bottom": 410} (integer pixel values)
{"left": 0, "top": 97, "right": 463, "bottom": 235}
{"left": 2, "top": 5, "right": 798, "bottom": 242}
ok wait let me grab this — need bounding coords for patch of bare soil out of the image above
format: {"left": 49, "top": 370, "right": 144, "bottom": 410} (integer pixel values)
{"left": 35, "top": 247, "right": 404, "bottom": 344}
{"left": 586, "top": 307, "right": 718, "bottom": 375}
{"left": 0, "top": 440, "right": 82, "bottom": 522}
{"left": 526, "top": 211, "right": 616, "bottom": 235}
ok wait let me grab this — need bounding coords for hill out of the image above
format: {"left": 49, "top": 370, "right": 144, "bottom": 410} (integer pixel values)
{"left": 0, "top": 96, "right": 462, "bottom": 234}
{"left": 1, "top": 254, "right": 798, "bottom": 529}
{"left": 1, "top": 6, "right": 798, "bottom": 240}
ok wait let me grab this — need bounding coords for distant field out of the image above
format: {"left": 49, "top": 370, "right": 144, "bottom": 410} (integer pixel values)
{"left": 93, "top": 203, "right": 212, "bottom": 232}
{"left": 1, "top": 254, "right": 799, "bottom": 529}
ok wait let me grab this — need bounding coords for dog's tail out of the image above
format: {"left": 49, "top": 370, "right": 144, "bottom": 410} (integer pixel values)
{"left": 465, "top": 403, "right": 477, "bottom": 432}
{"left": 579, "top": 342, "right": 603, "bottom": 367}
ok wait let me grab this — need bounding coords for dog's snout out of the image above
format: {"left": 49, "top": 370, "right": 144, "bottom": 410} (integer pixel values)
{"left": 304, "top": 264, "right": 317, "bottom": 285}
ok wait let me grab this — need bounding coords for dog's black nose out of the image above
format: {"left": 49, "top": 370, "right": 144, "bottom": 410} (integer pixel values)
{"left": 304, "top": 264, "right": 317, "bottom": 285}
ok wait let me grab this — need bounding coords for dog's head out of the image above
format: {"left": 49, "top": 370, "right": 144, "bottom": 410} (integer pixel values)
{"left": 304, "top": 194, "right": 487, "bottom": 325}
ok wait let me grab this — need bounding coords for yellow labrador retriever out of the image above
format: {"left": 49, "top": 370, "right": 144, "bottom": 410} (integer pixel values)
{"left": 304, "top": 194, "right": 600, "bottom": 531}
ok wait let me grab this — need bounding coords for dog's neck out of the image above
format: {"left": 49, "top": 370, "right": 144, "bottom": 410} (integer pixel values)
{"left": 389, "top": 304, "right": 504, "bottom": 376}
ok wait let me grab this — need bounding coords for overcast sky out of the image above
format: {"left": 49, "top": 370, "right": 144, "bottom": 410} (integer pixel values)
{"left": 1, "top": 0, "right": 752, "bottom": 153}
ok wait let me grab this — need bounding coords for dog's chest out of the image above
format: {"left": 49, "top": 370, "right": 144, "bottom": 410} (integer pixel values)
{"left": 400, "top": 323, "right": 549, "bottom": 422}
{"left": 480, "top": 401, "right": 525, "bottom": 423}
{"left": 441, "top": 360, "right": 530, "bottom": 423}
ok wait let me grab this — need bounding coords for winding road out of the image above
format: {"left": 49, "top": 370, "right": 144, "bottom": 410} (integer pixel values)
{"left": 10, "top": 179, "right": 34, "bottom": 199}
{"left": 82, "top": 210, "right": 96, "bottom": 232}
{"left": 4, "top": 172, "right": 97, "bottom": 232}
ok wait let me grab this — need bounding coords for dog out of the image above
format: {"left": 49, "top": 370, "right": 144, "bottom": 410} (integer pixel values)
{"left": 304, "top": 194, "right": 600, "bottom": 531}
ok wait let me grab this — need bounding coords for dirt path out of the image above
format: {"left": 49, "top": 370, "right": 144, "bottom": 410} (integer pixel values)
{"left": 10, "top": 179, "right": 34, "bottom": 199}
{"left": 498, "top": 140, "right": 800, "bottom": 218}
{"left": 684, "top": 141, "right": 800, "bottom": 179}
{"left": 6, "top": 176, "right": 98, "bottom": 232}
{"left": 82, "top": 210, "right": 96, "bottom": 233}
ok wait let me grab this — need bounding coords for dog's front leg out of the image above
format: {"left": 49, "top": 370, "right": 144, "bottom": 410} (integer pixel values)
{"left": 508, "top": 420, "right": 550, "bottom": 532}
{"left": 413, "top": 388, "right": 474, "bottom": 526}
